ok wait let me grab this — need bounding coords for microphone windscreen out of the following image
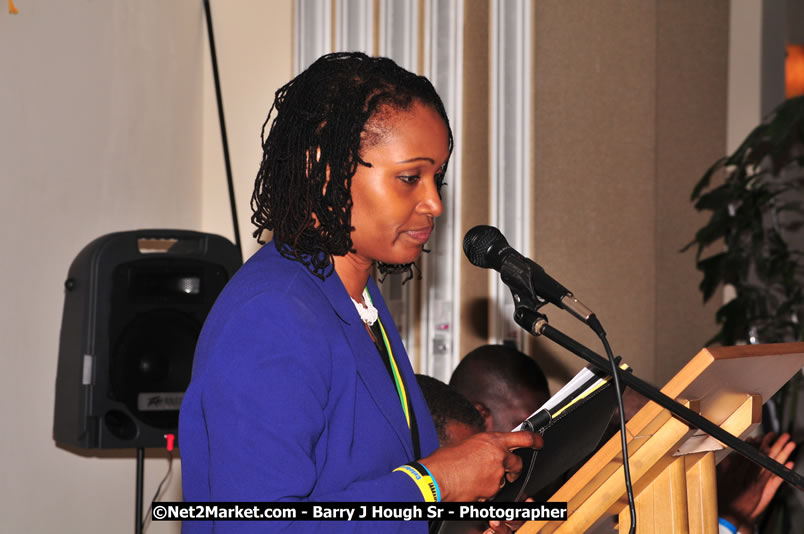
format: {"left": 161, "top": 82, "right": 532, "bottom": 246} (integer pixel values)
{"left": 463, "top": 225, "right": 506, "bottom": 269}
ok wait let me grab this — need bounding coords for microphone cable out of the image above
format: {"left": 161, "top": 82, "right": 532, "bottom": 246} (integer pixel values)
{"left": 590, "top": 317, "right": 636, "bottom": 534}
{"left": 139, "top": 435, "right": 176, "bottom": 532}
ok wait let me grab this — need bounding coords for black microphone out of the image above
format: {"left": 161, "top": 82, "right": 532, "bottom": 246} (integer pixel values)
{"left": 463, "top": 225, "right": 603, "bottom": 334}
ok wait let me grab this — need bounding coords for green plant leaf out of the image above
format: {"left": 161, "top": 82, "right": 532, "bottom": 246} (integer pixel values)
{"left": 690, "top": 157, "right": 728, "bottom": 200}
{"left": 685, "top": 95, "right": 804, "bottom": 350}
{"left": 690, "top": 211, "right": 730, "bottom": 256}
{"left": 696, "top": 185, "right": 746, "bottom": 215}
{"left": 697, "top": 252, "right": 728, "bottom": 302}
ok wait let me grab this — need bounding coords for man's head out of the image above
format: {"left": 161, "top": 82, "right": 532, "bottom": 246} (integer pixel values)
{"left": 415, "top": 374, "right": 484, "bottom": 446}
{"left": 449, "top": 344, "right": 550, "bottom": 432}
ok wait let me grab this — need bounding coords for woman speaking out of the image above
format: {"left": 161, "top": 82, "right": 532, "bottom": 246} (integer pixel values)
{"left": 179, "top": 52, "right": 541, "bottom": 533}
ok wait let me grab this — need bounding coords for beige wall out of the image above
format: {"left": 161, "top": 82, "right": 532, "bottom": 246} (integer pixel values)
{"left": 654, "top": 1, "right": 729, "bottom": 384}
{"left": 460, "top": 0, "right": 492, "bottom": 352}
{"left": 526, "top": 1, "right": 662, "bottom": 388}
{"left": 0, "top": 1, "right": 291, "bottom": 532}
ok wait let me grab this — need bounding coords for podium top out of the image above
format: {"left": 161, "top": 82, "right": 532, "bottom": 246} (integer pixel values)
{"left": 660, "top": 342, "right": 804, "bottom": 428}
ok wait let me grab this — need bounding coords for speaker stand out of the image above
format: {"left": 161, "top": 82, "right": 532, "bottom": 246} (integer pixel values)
{"left": 136, "top": 447, "right": 144, "bottom": 534}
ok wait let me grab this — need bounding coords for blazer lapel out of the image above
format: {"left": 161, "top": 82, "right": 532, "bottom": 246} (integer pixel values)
{"left": 308, "top": 268, "right": 415, "bottom": 459}
{"left": 366, "top": 278, "right": 439, "bottom": 456}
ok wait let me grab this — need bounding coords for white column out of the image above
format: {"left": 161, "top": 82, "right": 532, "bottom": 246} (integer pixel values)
{"left": 295, "top": 0, "right": 333, "bottom": 74}
{"left": 335, "top": 0, "right": 374, "bottom": 54}
{"left": 490, "top": 0, "right": 533, "bottom": 349}
{"left": 378, "top": 0, "right": 420, "bottom": 357}
{"left": 421, "top": 0, "right": 464, "bottom": 381}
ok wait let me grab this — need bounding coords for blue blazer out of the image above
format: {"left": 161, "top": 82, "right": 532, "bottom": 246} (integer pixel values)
{"left": 179, "top": 244, "right": 439, "bottom": 532}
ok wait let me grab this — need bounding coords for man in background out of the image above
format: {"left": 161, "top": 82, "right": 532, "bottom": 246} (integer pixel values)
{"left": 415, "top": 374, "right": 485, "bottom": 446}
{"left": 449, "top": 344, "right": 550, "bottom": 432}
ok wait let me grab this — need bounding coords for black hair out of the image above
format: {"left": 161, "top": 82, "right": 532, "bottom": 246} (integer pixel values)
{"left": 450, "top": 344, "right": 550, "bottom": 401}
{"left": 251, "top": 52, "right": 453, "bottom": 280}
{"left": 415, "top": 374, "right": 484, "bottom": 445}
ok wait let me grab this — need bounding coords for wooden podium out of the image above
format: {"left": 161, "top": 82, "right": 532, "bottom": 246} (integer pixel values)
{"left": 519, "top": 342, "right": 804, "bottom": 534}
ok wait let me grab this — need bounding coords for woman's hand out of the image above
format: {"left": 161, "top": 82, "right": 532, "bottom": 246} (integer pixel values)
{"left": 419, "top": 431, "right": 543, "bottom": 502}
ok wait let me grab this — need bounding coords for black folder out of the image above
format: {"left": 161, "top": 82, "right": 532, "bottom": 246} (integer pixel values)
{"left": 495, "top": 368, "right": 623, "bottom": 503}
{"left": 433, "top": 365, "right": 626, "bottom": 534}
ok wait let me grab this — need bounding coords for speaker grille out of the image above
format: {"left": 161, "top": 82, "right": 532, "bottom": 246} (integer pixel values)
{"left": 109, "top": 308, "right": 199, "bottom": 429}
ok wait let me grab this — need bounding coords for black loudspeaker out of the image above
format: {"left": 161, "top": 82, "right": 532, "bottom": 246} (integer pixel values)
{"left": 53, "top": 230, "right": 242, "bottom": 449}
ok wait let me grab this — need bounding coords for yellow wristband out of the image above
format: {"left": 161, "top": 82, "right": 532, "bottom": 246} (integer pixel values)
{"left": 394, "top": 463, "right": 440, "bottom": 502}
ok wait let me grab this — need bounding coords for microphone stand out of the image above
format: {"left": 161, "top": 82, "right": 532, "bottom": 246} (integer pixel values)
{"left": 513, "top": 306, "right": 804, "bottom": 492}
{"left": 136, "top": 447, "right": 144, "bottom": 534}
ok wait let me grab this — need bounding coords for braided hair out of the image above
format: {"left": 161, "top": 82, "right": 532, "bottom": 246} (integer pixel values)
{"left": 251, "top": 52, "right": 453, "bottom": 280}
